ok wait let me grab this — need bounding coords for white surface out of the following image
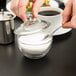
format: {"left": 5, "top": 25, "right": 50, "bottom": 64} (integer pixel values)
{"left": 38, "top": 7, "right": 63, "bottom": 33}
{"left": 6, "top": 0, "right": 72, "bottom": 36}
{"left": 53, "top": 27, "right": 72, "bottom": 36}
{"left": 18, "top": 36, "right": 52, "bottom": 54}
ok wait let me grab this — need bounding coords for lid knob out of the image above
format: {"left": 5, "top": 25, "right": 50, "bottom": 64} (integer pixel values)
{"left": 27, "top": 12, "right": 32, "bottom": 21}
{"left": 1, "top": 9, "right": 4, "bottom": 15}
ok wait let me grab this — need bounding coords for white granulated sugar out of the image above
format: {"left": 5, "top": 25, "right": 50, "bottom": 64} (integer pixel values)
{"left": 18, "top": 32, "right": 52, "bottom": 54}
{"left": 18, "top": 33, "right": 47, "bottom": 44}
{"left": 18, "top": 40, "right": 51, "bottom": 54}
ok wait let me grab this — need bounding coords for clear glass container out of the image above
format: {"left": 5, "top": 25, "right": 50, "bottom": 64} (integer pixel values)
{"left": 14, "top": 14, "right": 53, "bottom": 59}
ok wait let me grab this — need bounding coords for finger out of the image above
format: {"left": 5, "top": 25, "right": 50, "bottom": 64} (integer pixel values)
{"left": 18, "top": 6, "right": 27, "bottom": 22}
{"left": 32, "top": 0, "right": 44, "bottom": 18}
{"left": 18, "top": 0, "right": 28, "bottom": 7}
{"left": 63, "top": 20, "right": 76, "bottom": 28}
{"left": 18, "top": 0, "right": 28, "bottom": 22}
{"left": 73, "top": 0, "right": 76, "bottom": 16}
{"left": 62, "top": 0, "right": 72, "bottom": 24}
{"left": 11, "top": 0, "right": 19, "bottom": 15}
{"left": 70, "top": 0, "right": 76, "bottom": 27}
{"left": 63, "top": 21, "right": 72, "bottom": 28}
{"left": 11, "top": 0, "right": 19, "bottom": 9}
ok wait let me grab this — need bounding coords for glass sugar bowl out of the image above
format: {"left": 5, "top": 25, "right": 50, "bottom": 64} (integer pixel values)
{"left": 14, "top": 16, "right": 53, "bottom": 59}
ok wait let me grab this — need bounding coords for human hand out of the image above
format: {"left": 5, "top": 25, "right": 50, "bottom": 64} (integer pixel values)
{"left": 62, "top": 0, "right": 76, "bottom": 28}
{"left": 11, "top": 0, "right": 44, "bottom": 22}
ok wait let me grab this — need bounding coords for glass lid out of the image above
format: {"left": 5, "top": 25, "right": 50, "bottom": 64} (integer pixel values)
{"left": 15, "top": 17, "right": 51, "bottom": 36}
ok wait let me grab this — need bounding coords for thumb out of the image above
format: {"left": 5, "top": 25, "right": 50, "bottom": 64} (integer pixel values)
{"left": 71, "top": 15, "right": 76, "bottom": 28}
{"left": 62, "top": 0, "right": 72, "bottom": 24}
{"left": 70, "top": 0, "right": 76, "bottom": 28}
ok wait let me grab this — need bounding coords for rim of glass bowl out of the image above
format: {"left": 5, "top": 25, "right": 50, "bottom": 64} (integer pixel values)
{"left": 14, "top": 19, "right": 51, "bottom": 36}
{"left": 18, "top": 35, "right": 53, "bottom": 45}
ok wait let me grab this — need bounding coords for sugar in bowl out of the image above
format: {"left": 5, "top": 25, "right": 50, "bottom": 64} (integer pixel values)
{"left": 14, "top": 15, "right": 53, "bottom": 59}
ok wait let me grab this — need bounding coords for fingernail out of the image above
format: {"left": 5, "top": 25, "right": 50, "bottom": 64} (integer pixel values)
{"left": 22, "top": 16, "right": 27, "bottom": 22}
{"left": 23, "top": 18, "right": 27, "bottom": 22}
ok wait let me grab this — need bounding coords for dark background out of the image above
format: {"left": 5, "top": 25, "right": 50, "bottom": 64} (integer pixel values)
{"left": 0, "top": 0, "right": 6, "bottom": 10}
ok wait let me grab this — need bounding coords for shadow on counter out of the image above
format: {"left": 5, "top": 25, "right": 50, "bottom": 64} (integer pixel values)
{"left": 53, "top": 30, "right": 72, "bottom": 43}
{"left": 20, "top": 55, "right": 52, "bottom": 75}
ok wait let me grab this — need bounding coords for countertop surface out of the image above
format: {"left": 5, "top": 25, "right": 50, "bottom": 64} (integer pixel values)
{"left": 0, "top": 1, "right": 76, "bottom": 76}
{"left": 0, "top": 18, "right": 76, "bottom": 76}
